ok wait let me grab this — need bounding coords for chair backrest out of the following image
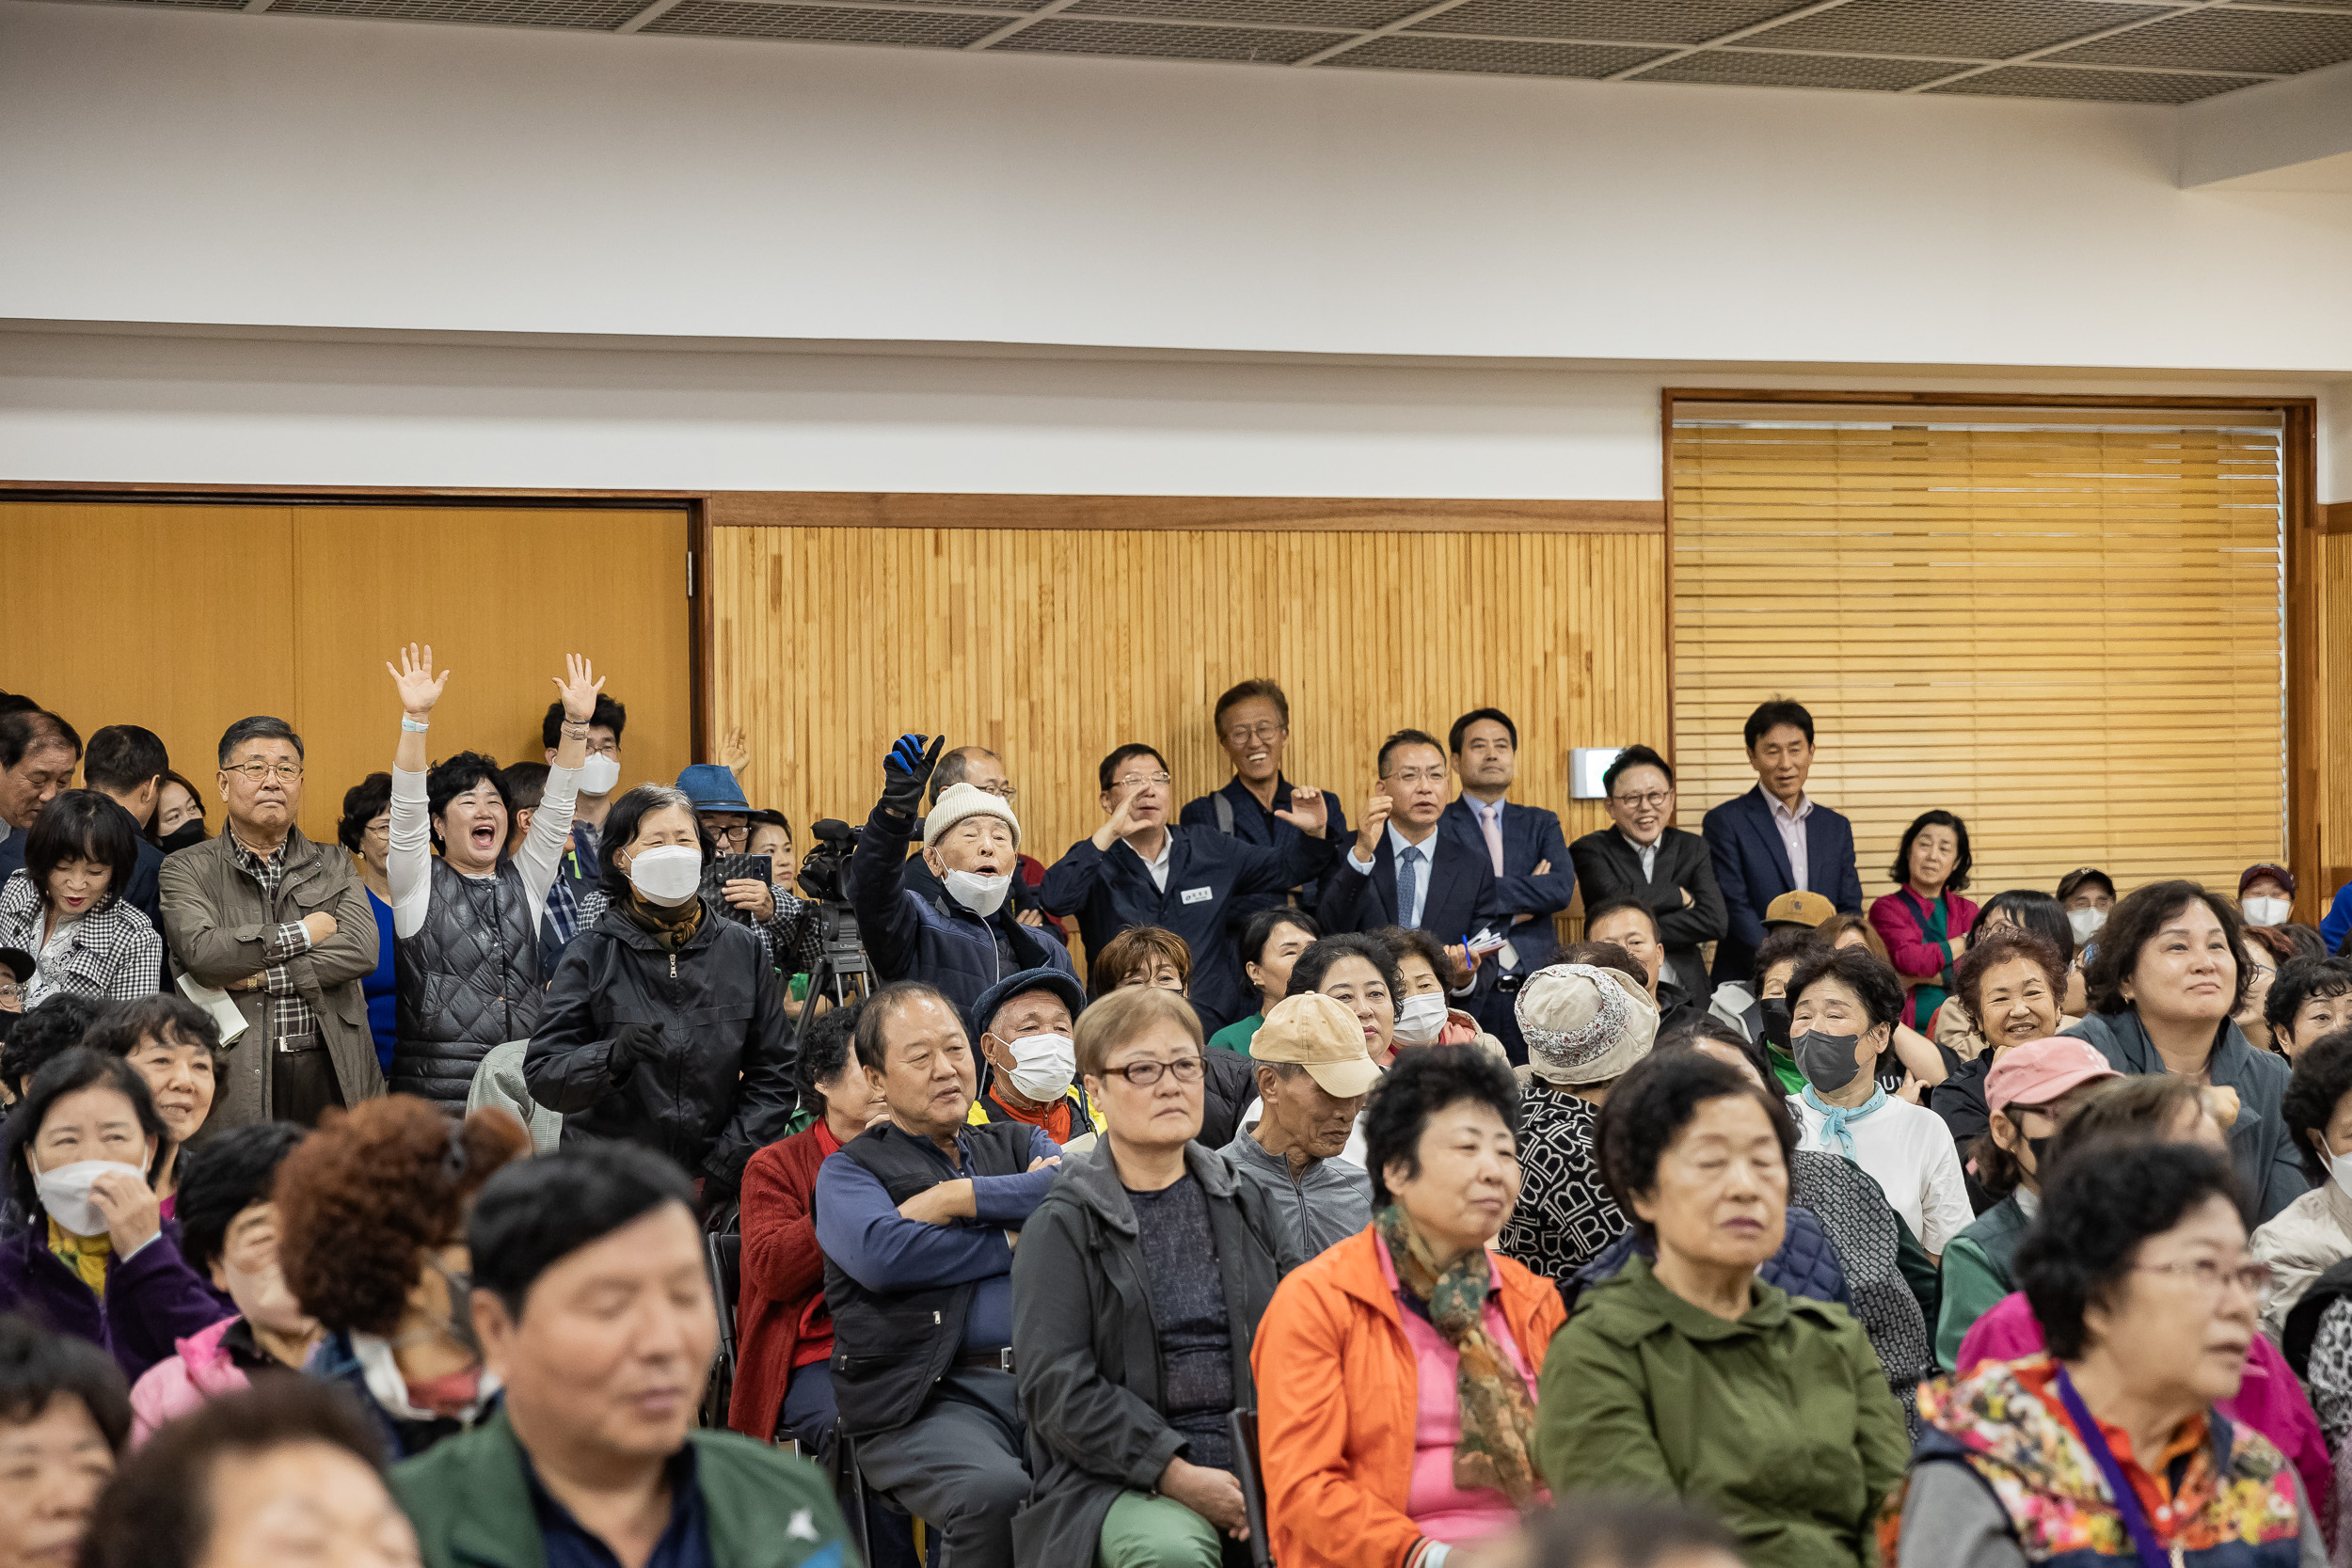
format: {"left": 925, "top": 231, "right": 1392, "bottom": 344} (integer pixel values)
{"left": 707, "top": 1229, "right": 742, "bottom": 1363}
{"left": 1227, "top": 1406, "right": 1274, "bottom": 1568}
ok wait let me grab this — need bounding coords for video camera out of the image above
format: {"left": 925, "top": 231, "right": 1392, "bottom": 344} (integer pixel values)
{"left": 795, "top": 817, "right": 858, "bottom": 904}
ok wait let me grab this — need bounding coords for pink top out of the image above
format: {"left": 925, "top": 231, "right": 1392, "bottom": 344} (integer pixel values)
{"left": 1955, "top": 1291, "right": 2332, "bottom": 1544}
{"left": 1376, "top": 1239, "right": 1546, "bottom": 1546}
{"left": 1867, "top": 888, "right": 1981, "bottom": 1029}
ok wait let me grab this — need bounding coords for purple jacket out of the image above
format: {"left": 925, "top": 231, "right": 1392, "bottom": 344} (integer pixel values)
{"left": 0, "top": 1220, "right": 233, "bottom": 1384}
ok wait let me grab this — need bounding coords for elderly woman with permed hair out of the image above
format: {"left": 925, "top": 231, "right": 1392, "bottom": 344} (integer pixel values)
{"left": 274, "top": 1094, "right": 531, "bottom": 1459}
{"left": 1536, "top": 1049, "right": 1909, "bottom": 1568}
{"left": 1251, "top": 1044, "right": 1561, "bottom": 1568}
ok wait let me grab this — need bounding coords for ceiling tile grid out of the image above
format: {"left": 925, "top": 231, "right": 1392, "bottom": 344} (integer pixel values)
{"left": 73, "top": 0, "right": 2352, "bottom": 103}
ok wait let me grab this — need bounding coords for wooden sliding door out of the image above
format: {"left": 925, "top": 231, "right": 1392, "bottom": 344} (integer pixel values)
{"left": 0, "top": 502, "right": 693, "bottom": 845}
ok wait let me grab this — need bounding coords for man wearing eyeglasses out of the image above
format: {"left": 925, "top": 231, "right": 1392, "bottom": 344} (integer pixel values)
{"left": 160, "top": 715, "right": 385, "bottom": 1130}
{"left": 1177, "top": 679, "right": 1349, "bottom": 918}
{"left": 1042, "top": 742, "right": 1335, "bottom": 1033}
{"left": 1320, "top": 729, "right": 1503, "bottom": 1005}
{"left": 1567, "top": 743, "right": 1728, "bottom": 1005}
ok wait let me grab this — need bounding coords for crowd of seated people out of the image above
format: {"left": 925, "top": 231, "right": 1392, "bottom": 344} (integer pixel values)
{"left": 10, "top": 671, "right": 2352, "bottom": 1567}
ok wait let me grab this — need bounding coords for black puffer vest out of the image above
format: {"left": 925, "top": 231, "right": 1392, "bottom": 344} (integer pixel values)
{"left": 391, "top": 858, "right": 543, "bottom": 1110}
{"left": 820, "top": 1119, "right": 1033, "bottom": 1435}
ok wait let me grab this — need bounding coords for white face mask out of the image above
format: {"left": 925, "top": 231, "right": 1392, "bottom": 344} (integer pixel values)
{"left": 577, "top": 753, "right": 621, "bottom": 797}
{"left": 31, "top": 1154, "right": 146, "bottom": 1239}
{"left": 1393, "top": 991, "right": 1449, "bottom": 1047}
{"left": 944, "top": 870, "right": 1011, "bottom": 918}
{"left": 2322, "top": 1146, "right": 2352, "bottom": 1203}
{"left": 2244, "top": 896, "right": 2292, "bottom": 929}
{"left": 626, "top": 844, "right": 702, "bottom": 908}
{"left": 1001, "top": 1032, "right": 1076, "bottom": 1103}
{"left": 2068, "top": 908, "right": 2107, "bottom": 943}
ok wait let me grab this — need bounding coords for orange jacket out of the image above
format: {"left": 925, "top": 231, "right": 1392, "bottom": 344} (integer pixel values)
{"left": 1249, "top": 1227, "right": 1565, "bottom": 1568}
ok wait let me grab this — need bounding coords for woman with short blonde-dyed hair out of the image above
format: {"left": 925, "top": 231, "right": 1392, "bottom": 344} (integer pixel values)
{"left": 1073, "top": 981, "right": 1203, "bottom": 1081}
{"left": 1090, "top": 926, "right": 1194, "bottom": 999}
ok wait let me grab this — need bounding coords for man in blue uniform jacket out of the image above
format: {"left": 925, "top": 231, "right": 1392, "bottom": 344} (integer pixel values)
{"left": 1041, "top": 742, "right": 1334, "bottom": 1033}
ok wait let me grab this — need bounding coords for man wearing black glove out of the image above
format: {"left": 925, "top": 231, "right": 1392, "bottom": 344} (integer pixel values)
{"left": 605, "top": 1022, "right": 665, "bottom": 1080}
{"left": 844, "top": 731, "right": 1080, "bottom": 1017}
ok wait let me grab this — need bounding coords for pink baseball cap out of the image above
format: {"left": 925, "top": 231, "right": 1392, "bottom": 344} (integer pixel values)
{"left": 1985, "top": 1037, "right": 2120, "bottom": 1114}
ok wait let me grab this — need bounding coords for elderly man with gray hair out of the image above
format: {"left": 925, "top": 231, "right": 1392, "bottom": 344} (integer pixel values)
{"left": 160, "top": 716, "right": 384, "bottom": 1129}
{"left": 1494, "top": 962, "right": 1661, "bottom": 1281}
{"left": 1221, "top": 991, "right": 1380, "bottom": 1259}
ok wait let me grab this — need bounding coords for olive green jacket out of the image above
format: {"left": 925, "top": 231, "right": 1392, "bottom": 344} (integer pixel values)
{"left": 1536, "top": 1253, "right": 1910, "bottom": 1568}
{"left": 389, "top": 1409, "right": 852, "bottom": 1568}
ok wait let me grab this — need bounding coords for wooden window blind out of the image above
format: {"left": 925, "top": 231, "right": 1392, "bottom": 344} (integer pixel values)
{"left": 1670, "top": 404, "right": 2285, "bottom": 899}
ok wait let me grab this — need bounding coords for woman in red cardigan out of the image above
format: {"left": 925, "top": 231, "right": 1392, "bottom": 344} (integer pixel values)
{"left": 1867, "top": 810, "right": 1979, "bottom": 1033}
{"left": 727, "top": 1001, "right": 886, "bottom": 1445}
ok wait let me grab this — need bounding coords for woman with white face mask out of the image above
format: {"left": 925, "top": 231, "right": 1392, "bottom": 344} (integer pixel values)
{"left": 0, "top": 1050, "right": 228, "bottom": 1385}
{"left": 521, "top": 784, "right": 799, "bottom": 1200}
{"left": 839, "top": 735, "right": 1083, "bottom": 1020}
{"left": 1375, "top": 925, "right": 1510, "bottom": 1061}
{"left": 126, "top": 1122, "right": 318, "bottom": 1445}
{"left": 382, "top": 645, "right": 600, "bottom": 1115}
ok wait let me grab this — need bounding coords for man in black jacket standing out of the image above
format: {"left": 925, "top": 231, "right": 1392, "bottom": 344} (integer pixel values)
{"left": 1567, "top": 744, "right": 1727, "bottom": 1003}
{"left": 812, "top": 980, "right": 1061, "bottom": 1568}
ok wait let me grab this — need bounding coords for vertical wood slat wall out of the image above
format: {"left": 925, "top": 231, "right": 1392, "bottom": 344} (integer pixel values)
{"left": 1669, "top": 409, "right": 2288, "bottom": 900}
{"left": 709, "top": 526, "right": 1669, "bottom": 894}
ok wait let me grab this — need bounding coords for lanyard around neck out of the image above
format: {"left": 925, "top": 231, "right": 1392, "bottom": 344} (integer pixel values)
{"left": 2053, "top": 1366, "right": 2181, "bottom": 1568}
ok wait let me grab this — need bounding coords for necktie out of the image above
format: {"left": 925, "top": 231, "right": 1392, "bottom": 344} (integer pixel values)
{"left": 1397, "top": 845, "right": 1422, "bottom": 928}
{"left": 1479, "top": 808, "right": 1506, "bottom": 877}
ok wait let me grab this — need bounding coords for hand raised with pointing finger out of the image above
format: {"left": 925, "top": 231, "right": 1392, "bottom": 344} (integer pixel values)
{"left": 1356, "top": 784, "right": 1394, "bottom": 859}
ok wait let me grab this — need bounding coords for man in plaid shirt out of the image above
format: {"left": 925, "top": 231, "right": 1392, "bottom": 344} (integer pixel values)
{"left": 539, "top": 692, "right": 627, "bottom": 958}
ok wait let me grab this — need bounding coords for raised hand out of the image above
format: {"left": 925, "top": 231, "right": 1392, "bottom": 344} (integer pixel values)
{"left": 1096, "top": 782, "right": 1146, "bottom": 846}
{"left": 553, "top": 654, "right": 605, "bottom": 724}
{"left": 1355, "top": 784, "right": 1394, "bottom": 859}
{"left": 387, "top": 643, "right": 451, "bottom": 718}
{"left": 722, "top": 724, "right": 753, "bottom": 780}
{"left": 87, "top": 1164, "right": 161, "bottom": 1255}
{"left": 1273, "top": 784, "right": 1329, "bottom": 839}
{"left": 880, "top": 733, "right": 945, "bottom": 820}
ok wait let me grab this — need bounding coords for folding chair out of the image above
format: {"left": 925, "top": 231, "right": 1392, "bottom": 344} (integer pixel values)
{"left": 1227, "top": 1406, "right": 1275, "bottom": 1568}
{"left": 700, "top": 1219, "right": 741, "bottom": 1431}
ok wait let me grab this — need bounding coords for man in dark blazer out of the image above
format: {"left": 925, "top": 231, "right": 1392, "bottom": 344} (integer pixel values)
{"left": 1567, "top": 742, "right": 1725, "bottom": 1002}
{"left": 1320, "top": 728, "right": 1502, "bottom": 1010}
{"left": 1042, "top": 741, "right": 1335, "bottom": 1033}
{"left": 1438, "top": 708, "right": 1574, "bottom": 973}
{"left": 1177, "top": 678, "right": 1347, "bottom": 919}
{"left": 1701, "top": 699, "right": 1864, "bottom": 987}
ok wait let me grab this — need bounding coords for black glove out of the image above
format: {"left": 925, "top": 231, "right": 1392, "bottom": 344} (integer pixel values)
{"left": 607, "top": 1022, "right": 666, "bottom": 1080}
{"left": 879, "top": 733, "right": 945, "bottom": 821}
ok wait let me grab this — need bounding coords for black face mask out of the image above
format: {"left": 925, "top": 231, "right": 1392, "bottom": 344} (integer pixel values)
{"left": 1759, "top": 998, "right": 1794, "bottom": 1050}
{"left": 158, "top": 821, "right": 206, "bottom": 855}
{"left": 2026, "top": 1133, "right": 2057, "bottom": 1172}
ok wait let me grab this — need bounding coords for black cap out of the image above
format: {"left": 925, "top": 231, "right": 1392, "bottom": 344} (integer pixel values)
{"left": 0, "top": 948, "right": 31, "bottom": 985}
{"left": 966, "top": 967, "right": 1086, "bottom": 1042}
{"left": 2056, "top": 867, "right": 2115, "bottom": 903}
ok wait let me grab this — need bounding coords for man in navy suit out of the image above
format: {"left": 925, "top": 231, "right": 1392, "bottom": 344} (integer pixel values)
{"left": 1042, "top": 741, "right": 1335, "bottom": 1033}
{"left": 1320, "top": 728, "right": 1502, "bottom": 1006}
{"left": 0, "top": 705, "right": 79, "bottom": 886}
{"left": 1702, "top": 698, "right": 1865, "bottom": 988}
{"left": 1177, "top": 678, "right": 1347, "bottom": 918}
{"left": 1438, "top": 709, "right": 1573, "bottom": 1058}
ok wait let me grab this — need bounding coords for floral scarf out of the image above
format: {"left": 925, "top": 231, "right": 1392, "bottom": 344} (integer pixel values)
{"left": 1375, "top": 1204, "right": 1542, "bottom": 1505}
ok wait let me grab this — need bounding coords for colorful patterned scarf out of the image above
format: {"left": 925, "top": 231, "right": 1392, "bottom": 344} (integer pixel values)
{"left": 1375, "top": 1204, "right": 1543, "bottom": 1505}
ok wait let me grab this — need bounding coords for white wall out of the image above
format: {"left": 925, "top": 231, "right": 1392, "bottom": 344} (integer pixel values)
{"left": 2, "top": 325, "right": 2335, "bottom": 497}
{"left": 8, "top": 0, "right": 2352, "bottom": 374}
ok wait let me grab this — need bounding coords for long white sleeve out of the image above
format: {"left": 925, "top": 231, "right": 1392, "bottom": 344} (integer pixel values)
{"left": 388, "top": 767, "right": 435, "bottom": 941}
{"left": 515, "top": 764, "right": 580, "bottom": 926}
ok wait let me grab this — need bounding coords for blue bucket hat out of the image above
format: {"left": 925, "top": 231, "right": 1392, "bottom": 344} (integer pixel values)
{"left": 675, "top": 764, "right": 750, "bottom": 814}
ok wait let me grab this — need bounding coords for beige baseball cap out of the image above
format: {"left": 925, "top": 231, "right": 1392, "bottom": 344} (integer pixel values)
{"left": 1250, "top": 992, "right": 1383, "bottom": 1100}
{"left": 1764, "top": 890, "right": 1836, "bottom": 928}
